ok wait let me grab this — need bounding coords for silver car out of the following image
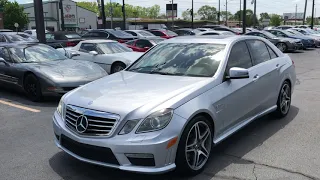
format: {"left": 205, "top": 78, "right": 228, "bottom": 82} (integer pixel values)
{"left": 53, "top": 36, "right": 296, "bottom": 175}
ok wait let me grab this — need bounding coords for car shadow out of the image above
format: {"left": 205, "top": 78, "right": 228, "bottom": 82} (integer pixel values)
{"left": 288, "top": 50, "right": 304, "bottom": 54}
{"left": 49, "top": 106, "right": 299, "bottom": 180}
{"left": 0, "top": 85, "right": 60, "bottom": 108}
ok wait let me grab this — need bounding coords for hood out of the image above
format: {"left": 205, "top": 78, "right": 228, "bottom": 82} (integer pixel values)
{"left": 111, "top": 52, "right": 143, "bottom": 62}
{"left": 64, "top": 71, "right": 209, "bottom": 119}
{"left": 25, "top": 59, "right": 106, "bottom": 80}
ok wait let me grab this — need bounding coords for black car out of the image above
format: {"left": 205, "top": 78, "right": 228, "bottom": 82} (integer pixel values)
{"left": 46, "top": 31, "right": 83, "bottom": 48}
{"left": 82, "top": 29, "right": 137, "bottom": 43}
{"left": 174, "top": 28, "right": 202, "bottom": 36}
{"left": 245, "top": 31, "right": 303, "bottom": 52}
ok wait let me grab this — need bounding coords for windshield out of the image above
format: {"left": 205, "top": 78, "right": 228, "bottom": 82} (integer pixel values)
{"left": 127, "top": 43, "right": 226, "bottom": 77}
{"left": 65, "top": 34, "right": 81, "bottom": 39}
{"left": 262, "top": 31, "right": 277, "bottom": 38}
{"left": 108, "top": 30, "right": 133, "bottom": 37}
{"left": 97, "top": 42, "right": 133, "bottom": 54}
{"left": 166, "top": 30, "right": 178, "bottom": 36}
{"left": 6, "top": 34, "right": 27, "bottom": 41}
{"left": 192, "top": 29, "right": 202, "bottom": 34}
{"left": 9, "top": 45, "right": 67, "bottom": 63}
{"left": 138, "top": 31, "right": 155, "bottom": 36}
{"left": 289, "top": 30, "right": 304, "bottom": 36}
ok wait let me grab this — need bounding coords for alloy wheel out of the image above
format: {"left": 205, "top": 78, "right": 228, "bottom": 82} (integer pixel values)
{"left": 113, "top": 65, "right": 124, "bottom": 72}
{"left": 277, "top": 43, "right": 286, "bottom": 52}
{"left": 280, "top": 84, "right": 291, "bottom": 114}
{"left": 185, "top": 121, "right": 212, "bottom": 171}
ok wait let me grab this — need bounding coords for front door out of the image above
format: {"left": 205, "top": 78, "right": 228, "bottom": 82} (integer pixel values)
{"left": 0, "top": 48, "right": 18, "bottom": 85}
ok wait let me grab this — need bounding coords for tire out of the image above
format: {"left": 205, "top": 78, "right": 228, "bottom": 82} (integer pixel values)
{"left": 24, "top": 74, "right": 42, "bottom": 102}
{"left": 111, "top": 62, "right": 126, "bottom": 74}
{"left": 175, "top": 115, "right": 213, "bottom": 176}
{"left": 276, "top": 43, "right": 288, "bottom": 52}
{"left": 273, "top": 81, "right": 291, "bottom": 118}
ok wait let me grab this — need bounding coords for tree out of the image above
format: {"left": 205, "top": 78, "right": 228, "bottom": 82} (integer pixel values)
{"left": 182, "top": 10, "right": 191, "bottom": 20}
{"left": 148, "top": 5, "right": 160, "bottom": 19}
{"left": 270, "top": 14, "right": 281, "bottom": 26}
{"left": 259, "top": 12, "right": 270, "bottom": 22}
{"left": 220, "top": 11, "right": 234, "bottom": 21}
{"left": 306, "top": 16, "right": 319, "bottom": 25}
{"left": 234, "top": 9, "right": 254, "bottom": 26}
{"left": 3, "top": 2, "right": 28, "bottom": 30}
{"left": 77, "top": 2, "right": 99, "bottom": 14}
{"left": 0, "top": 0, "right": 8, "bottom": 8}
{"left": 197, "top": 5, "right": 217, "bottom": 20}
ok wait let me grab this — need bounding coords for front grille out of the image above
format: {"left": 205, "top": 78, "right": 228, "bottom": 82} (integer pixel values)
{"left": 61, "top": 135, "right": 120, "bottom": 165}
{"left": 65, "top": 105, "right": 119, "bottom": 136}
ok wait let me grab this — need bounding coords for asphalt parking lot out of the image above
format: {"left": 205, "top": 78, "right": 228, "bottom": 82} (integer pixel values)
{"left": 1, "top": 49, "right": 320, "bottom": 180}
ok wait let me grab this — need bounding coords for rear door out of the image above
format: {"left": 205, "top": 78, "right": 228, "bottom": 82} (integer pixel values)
{"left": 246, "top": 39, "right": 280, "bottom": 113}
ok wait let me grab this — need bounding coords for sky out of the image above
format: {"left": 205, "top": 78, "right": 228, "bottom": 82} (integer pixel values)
{"left": 16, "top": 0, "right": 319, "bottom": 18}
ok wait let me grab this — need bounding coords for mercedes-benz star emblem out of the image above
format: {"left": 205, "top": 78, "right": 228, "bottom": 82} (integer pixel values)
{"left": 76, "top": 115, "right": 88, "bottom": 133}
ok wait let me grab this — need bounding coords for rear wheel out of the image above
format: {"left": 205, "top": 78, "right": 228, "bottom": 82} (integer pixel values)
{"left": 276, "top": 43, "right": 288, "bottom": 52}
{"left": 24, "top": 74, "right": 42, "bottom": 102}
{"left": 175, "top": 116, "right": 213, "bottom": 176}
{"left": 111, "top": 62, "right": 126, "bottom": 74}
{"left": 273, "top": 81, "right": 291, "bottom": 118}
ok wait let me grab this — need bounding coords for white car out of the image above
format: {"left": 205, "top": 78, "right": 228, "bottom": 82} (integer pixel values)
{"left": 197, "top": 30, "right": 235, "bottom": 36}
{"left": 24, "top": 29, "right": 49, "bottom": 37}
{"left": 58, "top": 40, "right": 144, "bottom": 74}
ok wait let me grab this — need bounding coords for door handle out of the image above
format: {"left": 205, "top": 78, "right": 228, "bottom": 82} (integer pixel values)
{"left": 253, "top": 74, "right": 259, "bottom": 82}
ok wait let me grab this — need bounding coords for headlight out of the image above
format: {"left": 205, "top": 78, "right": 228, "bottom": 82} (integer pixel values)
{"left": 119, "top": 120, "right": 139, "bottom": 135}
{"left": 57, "top": 98, "right": 65, "bottom": 118}
{"left": 136, "top": 109, "right": 173, "bottom": 133}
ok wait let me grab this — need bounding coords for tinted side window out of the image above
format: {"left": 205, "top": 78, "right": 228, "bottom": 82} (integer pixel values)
{"left": 79, "top": 43, "right": 97, "bottom": 52}
{"left": 150, "top": 31, "right": 164, "bottom": 36}
{"left": 267, "top": 46, "right": 278, "bottom": 59}
{"left": 203, "top": 32, "right": 219, "bottom": 35}
{"left": 136, "top": 40, "right": 152, "bottom": 48}
{"left": 257, "top": 33, "right": 268, "bottom": 39}
{"left": 126, "top": 31, "right": 137, "bottom": 36}
{"left": 126, "top": 40, "right": 135, "bottom": 46}
{"left": 0, "top": 48, "right": 12, "bottom": 62}
{"left": 227, "top": 41, "right": 252, "bottom": 73}
{"left": 246, "top": 40, "right": 271, "bottom": 65}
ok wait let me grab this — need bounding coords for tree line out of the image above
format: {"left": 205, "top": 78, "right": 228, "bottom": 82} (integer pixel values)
{"left": 0, "top": 0, "right": 28, "bottom": 30}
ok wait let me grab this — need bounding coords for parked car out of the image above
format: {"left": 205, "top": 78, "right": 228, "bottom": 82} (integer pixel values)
{"left": 24, "top": 29, "right": 49, "bottom": 37}
{"left": 294, "top": 25, "right": 311, "bottom": 29}
{"left": 82, "top": 29, "right": 137, "bottom": 43}
{"left": 197, "top": 30, "right": 235, "bottom": 36}
{"left": 264, "top": 26, "right": 275, "bottom": 30}
{"left": 202, "top": 25, "right": 222, "bottom": 29}
{"left": 266, "top": 29, "right": 315, "bottom": 49}
{"left": 211, "top": 26, "right": 239, "bottom": 35}
{"left": 46, "top": 31, "right": 83, "bottom": 48}
{"left": 58, "top": 40, "right": 143, "bottom": 74}
{"left": 124, "top": 30, "right": 156, "bottom": 38}
{"left": 78, "top": 29, "right": 93, "bottom": 35}
{"left": 125, "top": 37, "right": 164, "bottom": 52}
{"left": 53, "top": 35, "right": 296, "bottom": 175}
{"left": 0, "top": 43, "right": 107, "bottom": 101}
{"left": 174, "top": 28, "right": 202, "bottom": 36}
{"left": 287, "top": 28, "right": 320, "bottom": 47}
{"left": 14, "top": 32, "right": 39, "bottom": 42}
{"left": 196, "top": 28, "right": 213, "bottom": 32}
{"left": 0, "top": 32, "right": 30, "bottom": 43}
{"left": 147, "top": 29, "right": 178, "bottom": 39}
{"left": 275, "top": 25, "right": 295, "bottom": 30}
{"left": 245, "top": 31, "right": 303, "bottom": 52}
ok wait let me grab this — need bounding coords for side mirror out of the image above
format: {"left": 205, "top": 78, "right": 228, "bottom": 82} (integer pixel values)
{"left": 70, "top": 52, "right": 80, "bottom": 58}
{"left": 0, "top": 57, "right": 9, "bottom": 66}
{"left": 89, "top": 51, "right": 98, "bottom": 55}
{"left": 227, "top": 67, "right": 249, "bottom": 79}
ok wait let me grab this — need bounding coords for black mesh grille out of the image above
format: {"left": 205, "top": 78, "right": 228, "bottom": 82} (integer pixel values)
{"left": 61, "top": 135, "right": 119, "bottom": 165}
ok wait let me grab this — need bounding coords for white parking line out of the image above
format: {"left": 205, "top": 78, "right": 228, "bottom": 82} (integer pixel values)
{"left": 0, "top": 100, "right": 41, "bottom": 113}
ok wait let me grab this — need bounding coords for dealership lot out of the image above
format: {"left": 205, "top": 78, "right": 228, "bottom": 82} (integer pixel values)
{"left": 1, "top": 49, "right": 320, "bottom": 180}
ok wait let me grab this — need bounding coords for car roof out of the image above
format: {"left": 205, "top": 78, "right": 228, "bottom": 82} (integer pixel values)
{"left": 126, "top": 30, "right": 148, "bottom": 32}
{"left": 80, "top": 39, "right": 116, "bottom": 43}
{"left": 0, "top": 42, "right": 40, "bottom": 48}
{"left": 161, "top": 35, "right": 257, "bottom": 44}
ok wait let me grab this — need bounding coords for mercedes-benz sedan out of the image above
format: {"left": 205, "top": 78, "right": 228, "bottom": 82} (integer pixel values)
{"left": 53, "top": 36, "right": 296, "bottom": 175}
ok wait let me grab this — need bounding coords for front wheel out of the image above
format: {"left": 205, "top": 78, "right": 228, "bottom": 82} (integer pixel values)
{"left": 175, "top": 116, "right": 213, "bottom": 176}
{"left": 24, "top": 74, "right": 42, "bottom": 102}
{"left": 276, "top": 43, "right": 288, "bottom": 52}
{"left": 273, "top": 81, "right": 291, "bottom": 118}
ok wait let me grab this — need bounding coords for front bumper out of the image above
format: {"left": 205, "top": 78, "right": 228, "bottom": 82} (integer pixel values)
{"left": 52, "top": 111, "right": 186, "bottom": 174}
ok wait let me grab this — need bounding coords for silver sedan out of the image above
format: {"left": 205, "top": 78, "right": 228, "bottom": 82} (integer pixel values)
{"left": 53, "top": 36, "right": 296, "bottom": 175}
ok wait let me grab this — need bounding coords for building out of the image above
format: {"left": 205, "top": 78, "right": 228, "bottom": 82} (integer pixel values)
{"left": 22, "top": 0, "right": 97, "bottom": 32}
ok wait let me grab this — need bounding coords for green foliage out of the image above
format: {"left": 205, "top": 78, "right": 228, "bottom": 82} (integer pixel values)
{"left": 0, "top": 0, "right": 8, "bottom": 8}
{"left": 234, "top": 9, "right": 254, "bottom": 26}
{"left": 259, "top": 12, "right": 270, "bottom": 22}
{"left": 197, "top": 5, "right": 217, "bottom": 20}
{"left": 306, "top": 16, "right": 319, "bottom": 25}
{"left": 220, "top": 11, "right": 234, "bottom": 21}
{"left": 3, "top": 1, "right": 28, "bottom": 30}
{"left": 270, "top": 14, "right": 282, "bottom": 26}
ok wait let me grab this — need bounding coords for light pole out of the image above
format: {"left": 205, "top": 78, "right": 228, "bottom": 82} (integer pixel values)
{"left": 191, "top": 0, "right": 194, "bottom": 29}
{"left": 242, "top": 0, "right": 246, "bottom": 34}
{"left": 218, "top": 0, "right": 220, "bottom": 24}
{"left": 311, "top": 0, "right": 315, "bottom": 29}
{"left": 110, "top": 0, "right": 113, "bottom": 29}
{"left": 122, "top": 0, "right": 126, "bottom": 30}
{"left": 171, "top": 0, "right": 174, "bottom": 28}
{"left": 239, "top": 0, "right": 241, "bottom": 27}
{"left": 101, "top": 0, "right": 106, "bottom": 29}
{"left": 226, "top": 0, "right": 228, "bottom": 26}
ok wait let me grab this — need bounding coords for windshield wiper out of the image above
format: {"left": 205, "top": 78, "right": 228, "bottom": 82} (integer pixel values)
{"left": 150, "top": 71, "right": 184, "bottom": 76}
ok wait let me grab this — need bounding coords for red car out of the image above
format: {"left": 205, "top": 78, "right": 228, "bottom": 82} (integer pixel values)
{"left": 147, "top": 29, "right": 178, "bottom": 39}
{"left": 125, "top": 38, "right": 165, "bottom": 52}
